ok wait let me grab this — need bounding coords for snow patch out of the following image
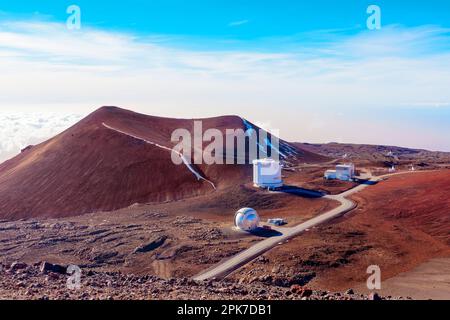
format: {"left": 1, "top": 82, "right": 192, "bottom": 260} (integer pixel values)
{"left": 242, "top": 118, "right": 297, "bottom": 159}
{"left": 102, "top": 123, "right": 216, "bottom": 190}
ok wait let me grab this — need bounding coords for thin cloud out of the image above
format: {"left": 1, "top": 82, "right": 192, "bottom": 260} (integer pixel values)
{"left": 228, "top": 20, "right": 249, "bottom": 27}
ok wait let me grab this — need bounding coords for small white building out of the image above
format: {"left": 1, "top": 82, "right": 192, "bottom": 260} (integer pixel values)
{"left": 324, "top": 164, "right": 355, "bottom": 181}
{"left": 324, "top": 170, "right": 337, "bottom": 180}
{"left": 253, "top": 158, "right": 283, "bottom": 189}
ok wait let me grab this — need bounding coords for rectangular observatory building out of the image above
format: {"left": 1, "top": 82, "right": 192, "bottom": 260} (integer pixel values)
{"left": 335, "top": 164, "right": 355, "bottom": 181}
{"left": 253, "top": 158, "right": 283, "bottom": 189}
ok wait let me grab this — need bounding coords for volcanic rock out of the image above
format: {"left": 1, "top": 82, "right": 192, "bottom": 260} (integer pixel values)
{"left": 133, "top": 236, "right": 167, "bottom": 254}
{"left": 40, "top": 262, "right": 67, "bottom": 275}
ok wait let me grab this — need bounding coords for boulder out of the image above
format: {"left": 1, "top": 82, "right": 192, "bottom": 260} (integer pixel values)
{"left": 40, "top": 262, "right": 67, "bottom": 274}
{"left": 301, "top": 289, "right": 313, "bottom": 298}
{"left": 21, "top": 145, "right": 33, "bottom": 153}
{"left": 290, "top": 285, "right": 303, "bottom": 294}
{"left": 369, "top": 292, "right": 382, "bottom": 301}
{"left": 133, "top": 236, "right": 167, "bottom": 254}
{"left": 9, "top": 262, "right": 28, "bottom": 272}
{"left": 289, "top": 285, "right": 313, "bottom": 298}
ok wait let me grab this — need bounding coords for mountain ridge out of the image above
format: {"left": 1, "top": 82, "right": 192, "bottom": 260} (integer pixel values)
{"left": 0, "top": 106, "right": 326, "bottom": 220}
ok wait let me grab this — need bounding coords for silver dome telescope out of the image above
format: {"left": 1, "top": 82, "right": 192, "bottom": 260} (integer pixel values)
{"left": 234, "top": 208, "right": 260, "bottom": 232}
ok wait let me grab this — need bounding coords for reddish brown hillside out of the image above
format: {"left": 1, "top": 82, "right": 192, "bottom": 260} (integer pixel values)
{"left": 231, "top": 170, "right": 450, "bottom": 292}
{"left": 0, "top": 106, "right": 325, "bottom": 219}
{"left": 352, "top": 170, "right": 450, "bottom": 245}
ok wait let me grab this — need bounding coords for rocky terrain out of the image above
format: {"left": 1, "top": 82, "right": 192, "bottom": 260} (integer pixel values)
{"left": 296, "top": 142, "right": 450, "bottom": 169}
{"left": 1, "top": 171, "right": 447, "bottom": 300}
{"left": 1, "top": 106, "right": 448, "bottom": 301}
{"left": 0, "top": 261, "right": 404, "bottom": 300}
{"left": 0, "top": 185, "right": 335, "bottom": 281}
{"left": 0, "top": 211, "right": 252, "bottom": 280}
{"left": 231, "top": 171, "right": 450, "bottom": 299}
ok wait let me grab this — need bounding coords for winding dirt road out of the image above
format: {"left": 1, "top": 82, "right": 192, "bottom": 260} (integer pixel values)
{"left": 194, "top": 175, "right": 381, "bottom": 281}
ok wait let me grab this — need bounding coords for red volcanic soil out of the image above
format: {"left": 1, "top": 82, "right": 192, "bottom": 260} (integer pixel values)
{"left": 0, "top": 106, "right": 326, "bottom": 220}
{"left": 351, "top": 170, "right": 450, "bottom": 245}
{"left": 232, "top": 170, "right": 450, "bottom": 292}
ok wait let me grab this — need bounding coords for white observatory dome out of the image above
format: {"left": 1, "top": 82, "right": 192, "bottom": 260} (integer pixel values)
{"left": 234, "top": 208, "right": 260, "bottom": 232}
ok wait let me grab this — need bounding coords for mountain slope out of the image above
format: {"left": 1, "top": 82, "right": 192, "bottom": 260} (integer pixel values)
{"left": 296, "top": 142, "right": 450, "bottom": 166}
{"left": 0, "top": 106, "right": 325, "bottom": 219}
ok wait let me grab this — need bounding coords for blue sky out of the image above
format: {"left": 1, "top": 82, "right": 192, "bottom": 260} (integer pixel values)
{"left": 2, "top": 0, "right": 450, "bottom": 39}
{"left": 0, "top": 1, "right": 450, "bottom": 159}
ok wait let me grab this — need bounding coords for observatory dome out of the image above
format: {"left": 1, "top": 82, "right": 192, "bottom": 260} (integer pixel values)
{"left": 234, "top": 208, "right": 260, "bottom": 232}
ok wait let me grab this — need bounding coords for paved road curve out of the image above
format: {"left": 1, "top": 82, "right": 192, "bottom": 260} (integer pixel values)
{"left": 194, "top": 175, "right": 382, "bottom": 281}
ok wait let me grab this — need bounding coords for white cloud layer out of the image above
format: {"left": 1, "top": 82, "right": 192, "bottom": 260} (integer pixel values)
{"left": 0, "top": 19, "right": 449, "bottom": 159}
{"left": 0, "top": 112, "right": 82, "bottom": 162}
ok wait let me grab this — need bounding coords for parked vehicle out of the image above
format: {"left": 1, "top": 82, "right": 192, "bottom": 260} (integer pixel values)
{"left": 267, "top": 218, "right": 287, "bottom": 226}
